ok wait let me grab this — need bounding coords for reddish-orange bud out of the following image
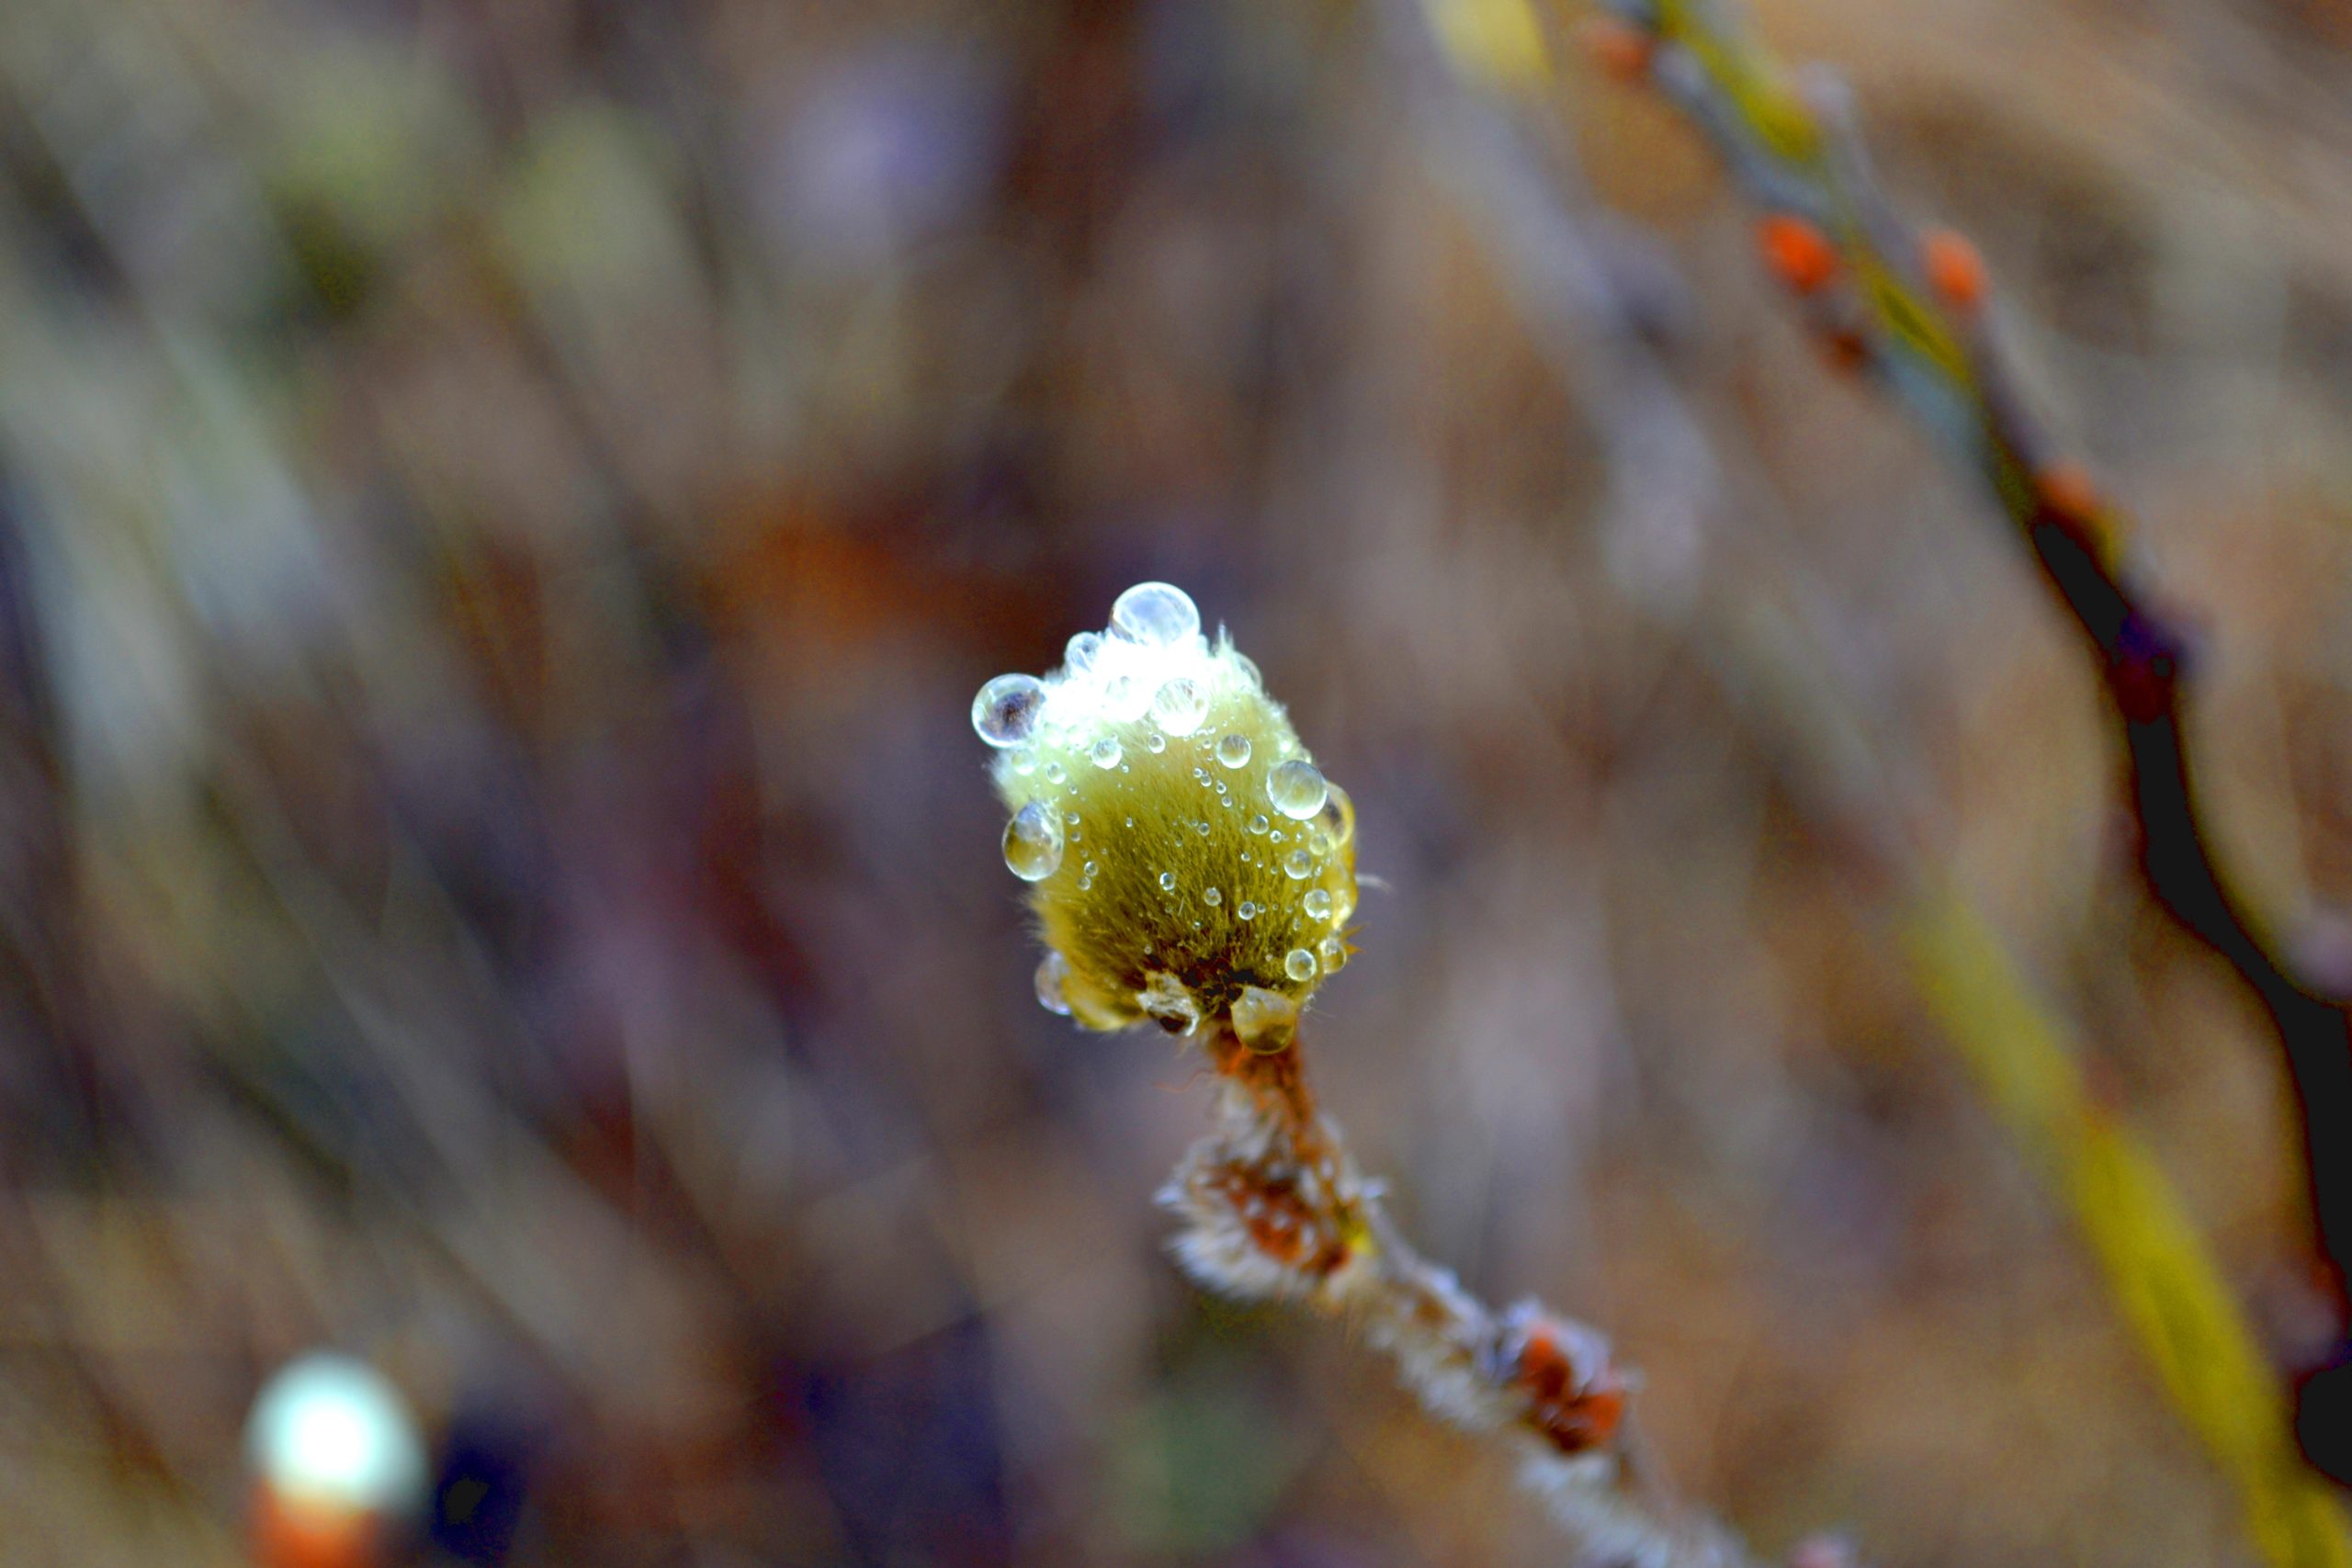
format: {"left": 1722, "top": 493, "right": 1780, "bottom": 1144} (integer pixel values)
{"left": 1513, "top": 1318, "right": 1629, "bottom": 1454}
{"left": 2036, "top": 460, "right": 2100, "bottom": 523}
{"left": 1757, "top": 213, "right": 1840, "bottom": 295}
{"left": 1921, "top": 227, "right": 1988, "bottom": 311}
{"left": 1578, "top": 16, "right": 1656, "bottom": 82}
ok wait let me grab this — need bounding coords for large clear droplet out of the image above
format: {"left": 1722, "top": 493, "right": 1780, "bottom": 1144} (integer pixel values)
{"left": 1146, "top": 732, "right": 1167, "bottom": 754}
{"left": 1090, "top": 735, "right": 1123, "bottom": 770}
{"left": 1304, "top": 887, "right": 1333, "bottom": 919}
{"left": 1284, "top": 948, "right": 1318, "bottom": 983}
{"left": 1236, "top": 900, "right": 1259, "bottom": 920}
{"left": 1102, "top": 673, "right": 1153, "bottom": 722}
{"left": 1317, "top": 783, "right": 1355, "bottom": 850}
{"left": 1248, "top": 814, "right": 1269, "bottom": 836}
{"left": 1110, "top": 581, "right": 1200, "bottom": 648}
{"left": 1203, "top": 886, "right": 1222, "bottom": 908}
{"left": 1216, "top": 734, "right": 1252, "bottom": 769}
{"left": 1159, "top": 871, "right": 1178, "bottom": 892}
{"left": 1002, "top": 802, "right": 1065, "bottom": 882}
{"left": 1064, "top": 632, "right": 1103, "bottom": 675}
{"left": 1043, "top": 761, "right": 1067, "bottom": 784}
{"left": 1267, "top": 760, "right": 1328, "bottom": 820}
{"left": 1151, "top": 677, "right": 1209, "bottom": 737}
{"left": 1283, "top": 849, "right": 1313, "bottom": 881}
{"left": 973, "top": 674, "right": 1047, "bottom": 747}
{"left": 1317, "top": 934, "right": 1348, "bottom": 973}
{"left": 1035, "top": 953, "right": 1073, "bottom": 1015}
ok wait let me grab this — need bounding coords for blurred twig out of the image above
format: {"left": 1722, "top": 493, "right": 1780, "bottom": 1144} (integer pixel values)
{"left": 1406, "top": 0, "right": 2352, "bottom": 1551}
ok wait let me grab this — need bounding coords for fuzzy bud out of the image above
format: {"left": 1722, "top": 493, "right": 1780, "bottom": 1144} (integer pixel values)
{"left": 975, "top": 583, "right": 1358, "bottom": 1032}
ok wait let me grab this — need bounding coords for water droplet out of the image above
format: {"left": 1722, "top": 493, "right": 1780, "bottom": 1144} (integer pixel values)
{"left": 1284, "top": 948, "right": 1318, "bottom": 983}
{"left": 1195, "top": 819, "right": 1211, "bottom": 835}
{"left": 1083, "top": 861, "right": 1098, "bottom": 878}
{"left": 1268, "top": 760, "right": 1329, "bottom": 820}
{"left": 1011, "top": 749, "right": 1036, "bottom": 776}
{"left": 1283, "top": 849, "right": 1314, "bottom": 881}
{"left": 1230, "top": 985, "right": 1298, "bottom": 1051}
{"left": 1152, "top": 677, "right": 1209, "bottom": 737}
{"left": 1269, "top": 829, "right": 1284, "bottom": 843}
{"left": 1043, "top": 761, "right": 1067, "bottom": 784}
{"left": 1035, "top": 953, "right": 1074, "bottom": 1014}
{"left": 1317, "top": 934, "right": 1348, "bottom": 973}
{"left": 1237, "top": 900, "right": 1259, "bottom": 920}
{"left": 1102, "top": 673, "right": 1153, "bottom": 722}
{"left": 1317, "top": 783, "right": 1355, "bottom": 849}
{"left": 1064, "top": 631, "right": 1103, "bottom": 675}
{"left": 1002, "top": 803, "right": 1064, "bottom": 882}
{"left": 1110, "top": 581, "right": 1201, "bottom": 648}
{"left": 1204, "top": 886, "right": 1223, "bottom": 908}
{"left": 1090, "top": 735, "right": 1123, "bottom": 770}
{"left": 1216, "top": 734, "right": 1252, "bottom": 769}
{"left": 1304, "top": 888, "right": 1333, "bottom": 919}
{"left": 973, "top": 674, "right": 1047, "bottom": 747}
{"left": 1233, "top": 652, "right": 1264, "bottom": 689}
{"left": 1248, "top": 814, "right": 1269, "bottom": 836}
{"left": 1214, "top": 780, "right": 1227, "bottom": 795}
{"left": 1066, "top": 810, "right": 1080, "bottom": 824}
{"left": 1146, "top": 732, "right": 1167, "bottom": 753}
{"left": 1159, "top": 872, "right": 1178, "bottom": 892}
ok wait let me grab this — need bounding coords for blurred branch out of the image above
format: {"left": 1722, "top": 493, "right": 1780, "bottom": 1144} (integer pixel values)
{"left": 1406, "top": 0, "right": 2352, "bottom": 1544}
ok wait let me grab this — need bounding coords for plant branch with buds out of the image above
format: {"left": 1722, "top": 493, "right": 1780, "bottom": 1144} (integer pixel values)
{"left": 977, "top": 584, "right": 1760, "bottom": 1568}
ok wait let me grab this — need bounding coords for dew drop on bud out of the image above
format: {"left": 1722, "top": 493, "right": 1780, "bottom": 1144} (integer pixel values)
{"left": 1283, "top": 848, "right": 1314, "bottom": 881}
{"left": 1159, "top": 871, "right": 1178, "bottom": 892}
{"left": 1204, "top": 886, "right": 1223, "bottom": 908}
{"left": 1035, "top": 952, "right": 1073, "bottom": 1015}
{"left": 1151, "top": 677, "right": 1209, "bottom": 737}
{"left": 973, "top": 674, "right": 1047, "bottom": 747}
{"left": 1317, "top": 782, "right": 1355, "bottom": 849}
{"left": 1146, "top": 731, "right": 1167, "bottom": 753}
{"left": 1090, "top": 735, "right": 1123, "bottom": 770}
{"left": 1002, "top": 802, "right": 1065, "bottom": 882}
{"left": 1284, "top": 947, "right": 1319, "bottom": 983}
{"left": 1103, "top": 673, "right": 1153, "bottom": 722}
{"left": 1216, "top": 734, "right": 1252, "bottom": 769}
{"left": 1304, "top": 887, "right": 1332, "bottom": 919}
{"left": 1237, "top": 900, "right": 1259, "bottom": 920}
{"left": 1110, "top": 581, "right": 1200, "bottom": 648}
{"left": 1248, "top": 814, "right": 1269, "bottom": 836}
{"left": 1043, "top": 761, "right": 1067, "bottom": 784}
{"left": 1267, "top": 760, "right": 1328, "bottom": 820}
{"left": 1317, "top": 934, "right": 1348, "bottom": 973}
{"left": 1064, "top": 631, "right": 1103, "bottom": 675}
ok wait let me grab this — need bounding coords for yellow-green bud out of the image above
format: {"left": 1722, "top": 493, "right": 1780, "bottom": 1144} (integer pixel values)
{"left": 976, "top": 583, "right": 1357, "bottom": 1038}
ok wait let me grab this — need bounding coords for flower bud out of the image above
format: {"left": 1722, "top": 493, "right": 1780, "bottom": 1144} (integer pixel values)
{"left": 977, "top": 583, "right": 1357, "bottom": 1032}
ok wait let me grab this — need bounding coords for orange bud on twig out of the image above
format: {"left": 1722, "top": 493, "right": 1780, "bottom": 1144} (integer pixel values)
{"left": 1920, "top": 227, "right": 1987, "bottom": 312}
{"left": 1579, "top": 16, "right": 1657, "bottom": 82}
{"left": 1757, "top": 213, "right": 1840, "bottom": 296}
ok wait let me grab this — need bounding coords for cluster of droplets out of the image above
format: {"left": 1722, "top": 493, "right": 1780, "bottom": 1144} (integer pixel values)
{"left": 977, "top": 581, "right": 1359, "bottom": 1022}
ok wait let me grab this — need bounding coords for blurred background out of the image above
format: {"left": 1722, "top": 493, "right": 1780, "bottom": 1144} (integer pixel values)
{"left": 3, "top": 0, "right": 2351, "bottom": 1562}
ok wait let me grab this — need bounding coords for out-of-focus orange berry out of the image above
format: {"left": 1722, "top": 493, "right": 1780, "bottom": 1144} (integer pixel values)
{"left": 1921, "top": 226, "right": 1988, "bottom": 311}
{"left": 2036, "top": 459, "right": 2100, "bottom": 522}
{"left": 1756, "top": 213, "right": 1840, "bottom": 295}
{"left": 1578, "top": 16, "right": 1655, "bottom": 82}
{"left": 252, "top": 1486, "right": 381, "bottom": 1568}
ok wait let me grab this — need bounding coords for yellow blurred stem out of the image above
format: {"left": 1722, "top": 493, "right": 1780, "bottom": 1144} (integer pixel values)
{"left": 1422, "top": 0, "right": 1552, "bottom": 90}
{"left": 1905, "top": 887, "right": 2352, "bottom": 1568}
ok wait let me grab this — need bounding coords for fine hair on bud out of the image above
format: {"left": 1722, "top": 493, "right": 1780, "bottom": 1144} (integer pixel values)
{"left": 974, "top": 583, "right": 1357, "bottom": 1037}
